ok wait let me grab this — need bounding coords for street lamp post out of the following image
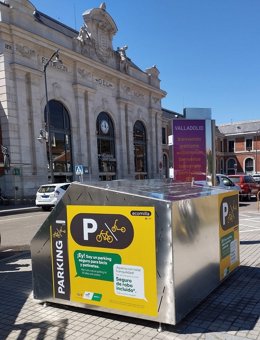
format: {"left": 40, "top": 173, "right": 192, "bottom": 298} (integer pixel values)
{"left": 43, "top": 49, "right": 62, "bottom": 183}
{"left": 256, "top": 129, "right": 260, "bottom": 174}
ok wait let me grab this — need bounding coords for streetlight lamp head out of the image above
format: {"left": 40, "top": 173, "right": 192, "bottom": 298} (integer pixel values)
{"left": 37, "top": 129, "right": 48, "bottom": 142}
{"left": 52, "top": 53, "right": 63, "bottom": 66}
{"left": 37, "top": 136, "right": 44, "bottom": 143}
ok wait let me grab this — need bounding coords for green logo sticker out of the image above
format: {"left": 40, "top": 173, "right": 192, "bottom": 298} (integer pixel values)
{"left": 92, "top": 293, "right": 102, "bottom": 301}
{"left": 83, "top": 291, "right": 102, "bottom": 301}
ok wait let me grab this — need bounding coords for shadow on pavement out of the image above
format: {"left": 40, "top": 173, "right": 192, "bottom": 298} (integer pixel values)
{"left": 10, "top": 319, "right": 68, "bottom": 340}
{"left": 239, "top": 202, "right": 251, "bottom": 207}
{"left": 241, "top": 240, "right": 260, "bottom": 245}
{"left": 0, "top": 252, "right": 259, "bottom": 338}
{"left": 0, "top": 252, "right": 69, "bottom": 339}
{"left": 166, "top": 265, "right": 260, "bottom": 335}
{"left": 0, "top": 247, "right": 30, "bottom": 260}
{"left": 40, "top": 265, "right": 259, "bottom": 337}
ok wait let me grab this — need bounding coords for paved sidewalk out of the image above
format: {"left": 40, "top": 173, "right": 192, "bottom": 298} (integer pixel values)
{"left": 0, "top": 210, "right": 259, "bottom": 339}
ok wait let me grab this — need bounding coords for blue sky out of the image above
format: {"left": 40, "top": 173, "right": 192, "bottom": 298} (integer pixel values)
{"left": 31, "top": 0, "right": 260, "bottom": 125}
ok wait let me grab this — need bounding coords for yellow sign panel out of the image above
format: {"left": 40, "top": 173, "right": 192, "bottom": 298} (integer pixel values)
{"left": 219, "top": 193, "right": 240, "bottom": 280}
{"left": 67, "top": 205, "right": 157, "bottom": 316}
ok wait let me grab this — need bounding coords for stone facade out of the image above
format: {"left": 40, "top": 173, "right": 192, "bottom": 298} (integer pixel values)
{"left": 0, "top": 0, "right": 166, "bottom": 198}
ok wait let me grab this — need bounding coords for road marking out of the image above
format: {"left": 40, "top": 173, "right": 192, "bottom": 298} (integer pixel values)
{"left": 0, "top": 212, "right": 47, "bottom": 223}
{"left": 239, "top": 223, "right": 260, "bottom": 227}
{"left": 0, "top": 215, "right": 34, "bottom": 222}
{"left": 240, "top": 212, "right": 260, "bottom": 215}
{"left": 240, "top": 229, "right": 260, "bottom": 233}
{"left": 239, "top": 210, "right": 260, "bottom": 233}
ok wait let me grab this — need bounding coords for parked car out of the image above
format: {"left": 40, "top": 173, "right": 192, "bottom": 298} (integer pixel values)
{"left": 228, "top": 174, "right": 259, "bottom": 201}
{"left": 252, "top": 174, "right": 260, "bottom": 184}
{"left": 206, "top": 174, "right": 240, "bottom": 192}
{"left": 215, "top": 174, "right": 240, "bottom": 191}
{"left": 35, "top": 183, "right": 70, "bottom": 211}
{"left": 195, "top": 174, "right": 240, "bottom": 194}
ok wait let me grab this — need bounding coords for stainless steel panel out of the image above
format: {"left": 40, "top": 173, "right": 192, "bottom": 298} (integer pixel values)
{"left": 31, "top": 179, "right": 238, "bottom": 325}
{"left": 172, "top": 195, "right": 220, "bottom": 323}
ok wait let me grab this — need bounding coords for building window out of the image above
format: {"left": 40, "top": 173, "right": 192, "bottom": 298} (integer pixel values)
{"left": 227, "top": 158, "right": 237, "bottom": 175}
{"left": 228, "top": 140, "right": 234, "bottom": 152}
{"left": 245, "top": 158, "right": 253, "bottom": 173}
{"left": 220, "top": 158, "right": 224, "bottom": 173}
{"left": 246, "top": 139, "right": 252, "bottom": 151}
{"left": 96, "top": 112, "right": 116, "bottom": 181}
{"left": 45, "top": 100, "right": 72, "bottom": 182}
{"left": 220, "top": 140, "right": 223, "bottom": 152}
{"left": 162, "top": 127, "right": 166, "bottom": 145}
{"left": 133, "top": 120, "right": 147, "bottom": 179}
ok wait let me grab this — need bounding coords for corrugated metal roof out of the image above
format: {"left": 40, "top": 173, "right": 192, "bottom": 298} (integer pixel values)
{"left": 218, "top": 120, "right": 260, "bottom": 135}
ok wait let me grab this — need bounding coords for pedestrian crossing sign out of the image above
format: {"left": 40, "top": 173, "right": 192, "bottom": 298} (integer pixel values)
{"left": 75, "top": 165, "right": 84, "bottom": 175}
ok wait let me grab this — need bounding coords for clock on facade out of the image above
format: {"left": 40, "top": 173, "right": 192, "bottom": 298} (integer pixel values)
{"left": 100, "top": 119, "right": 109, "bottom": 134}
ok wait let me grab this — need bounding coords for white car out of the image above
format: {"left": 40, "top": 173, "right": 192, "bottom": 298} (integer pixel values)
{"left": 194, "top": 174, "right": 241, "bottom": 192}
{"left": 209, "top": 174, "right": 240, "bottom": 192}
{"left": 252, "top": 174, "right": 260, "bottom": 184}
{"left": 195, "top": 174, "right": 240, "bottom": 193}
{"left": 35, "top": 183, "right": 70, "bottom": 211}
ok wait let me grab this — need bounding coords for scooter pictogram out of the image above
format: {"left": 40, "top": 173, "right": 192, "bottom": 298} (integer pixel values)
{"left": 111, "top": 219, "right": 126, "bottom": 233}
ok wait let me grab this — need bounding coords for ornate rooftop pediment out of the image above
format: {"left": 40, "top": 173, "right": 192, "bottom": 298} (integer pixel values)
{"left": 77, "top": 2, "right": 118, "bottom": 62}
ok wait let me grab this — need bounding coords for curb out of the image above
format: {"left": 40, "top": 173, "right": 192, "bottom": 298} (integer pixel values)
{"left": 0, "top": 206, "right": 41, "bottom": 216}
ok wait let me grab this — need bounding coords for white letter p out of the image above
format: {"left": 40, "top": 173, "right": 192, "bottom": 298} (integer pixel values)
{"left": 83, "top": 218, "right": 98, "bottom": 240}
{"left": 222, "top": 202, "right": 229, "bottom": 226}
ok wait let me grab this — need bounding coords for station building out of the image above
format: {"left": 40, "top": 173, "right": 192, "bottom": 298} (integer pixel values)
{"left": 0, "top": 0, "right": 167, "bottom": 198}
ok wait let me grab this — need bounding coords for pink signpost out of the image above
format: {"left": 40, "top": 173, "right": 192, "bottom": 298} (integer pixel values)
{"left": 173, "top": 119, "right": 206, "bottom": 182}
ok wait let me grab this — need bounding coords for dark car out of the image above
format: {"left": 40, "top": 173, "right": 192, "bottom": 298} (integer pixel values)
{"left": 229, "top": 174, "right": 259, "bottom": 201}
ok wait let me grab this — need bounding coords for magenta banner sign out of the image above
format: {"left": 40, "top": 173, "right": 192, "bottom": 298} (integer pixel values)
{"left": 173, "top": 119, "right": 206, "bottom": 182}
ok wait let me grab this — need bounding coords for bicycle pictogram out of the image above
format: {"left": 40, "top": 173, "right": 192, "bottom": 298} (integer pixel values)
{"left": 53, "top": 227, "right": 66, "bottom": 239}
{"left": 227, "top": 202, "right": 238, "bottom": 225}
{"left": 96, "top": 230, "right": 113, "bottom": 243}
{"left": 111, "top": 219, "right": 126, "bottom": 233}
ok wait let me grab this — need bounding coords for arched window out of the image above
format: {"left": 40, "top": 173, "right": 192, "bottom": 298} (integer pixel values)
{"left": 227, "top": 158, "right": 237, "bottom": 175}
{"left": 96, "top": 112, "right": 116, "bottom": 181}
{"left": 133, "top": 120, "right": 147, "bottom": 179}
{"left": 44, "top": 100, "right": 72, "bottom": 182}
{"left": 245, "top": 158, "right": 253, "bottom": 174}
